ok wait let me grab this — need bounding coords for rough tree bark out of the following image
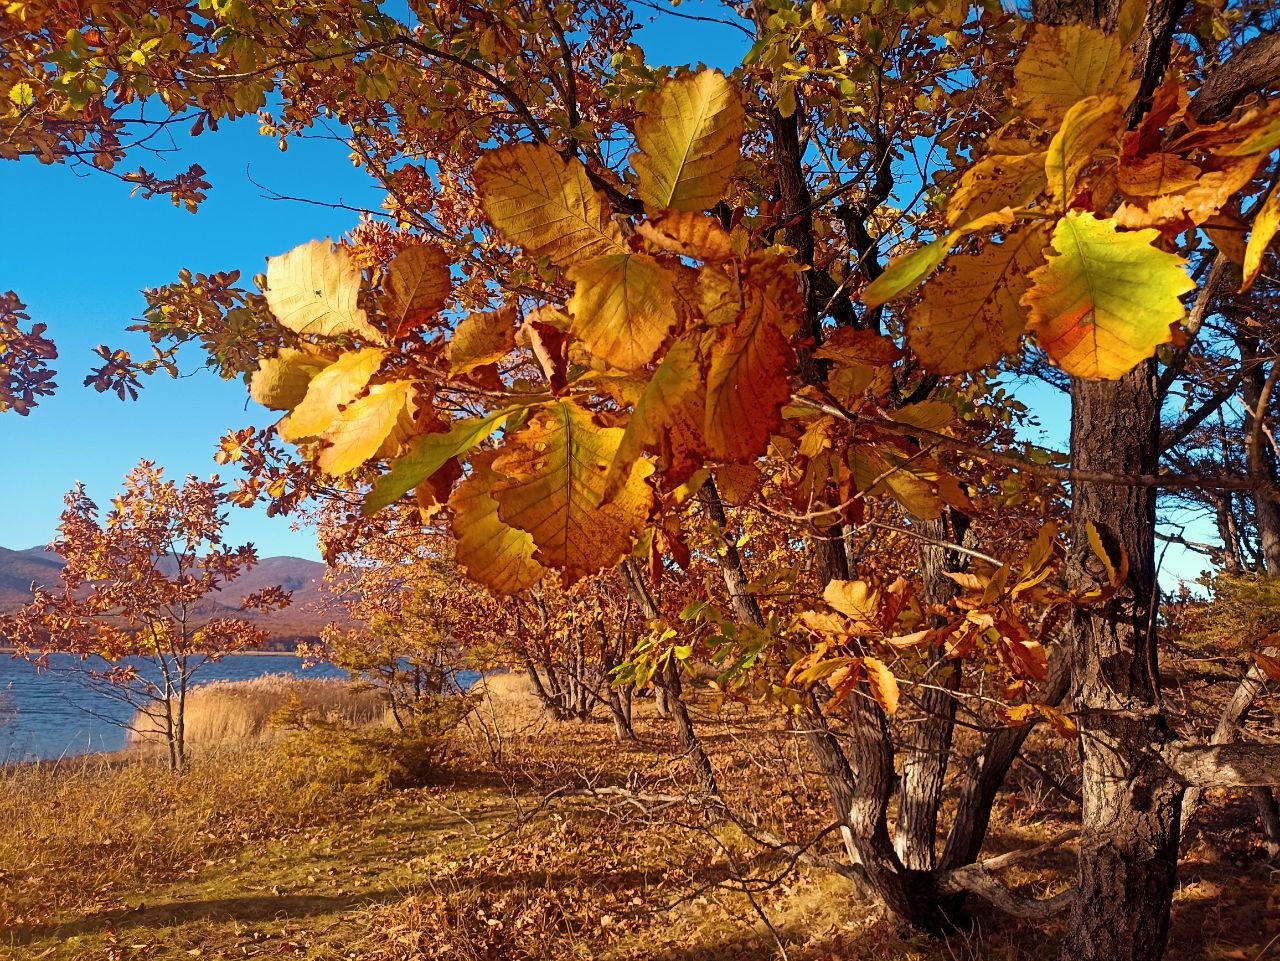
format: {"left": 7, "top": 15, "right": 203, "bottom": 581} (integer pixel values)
{"left": 1022, "top": 0, "right": 1193, "bottom": 953}
{"left": 895, "top": 510, "right": 967, "bottom": 871}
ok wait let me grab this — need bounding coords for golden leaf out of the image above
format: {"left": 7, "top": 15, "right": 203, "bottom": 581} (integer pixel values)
{"left": 317, "top": 380, "right": 414, "bottom": 476}
{"left": 1112, "top": 153, "right": 1263, "bottom": 229}
{"left": 636, "top": 211, "right": 735, "bottom": 262}
{"left": 491, "top": 400, "right": 656, "bottom": 584}
{"left": 702, "top": 261, "right": 799, "bottom": 461}
{"left": 632, "top": 69, "right": 744, "bottom": 213}
{"left": 1044, "top": 95, "right": 1123, "bottom": 208}
{"left": 823, "top": 579, "right": 880, "bottom": 630}
{"left": 474, "top": 143, "right": 626, "bottom": 266}
{"left": 1023, "top": 213, "right": 1193, "bottom": 379}
{"left": 265, "top": 240, "right": 383, "bottom": 343}
{"left": 606, "top": 335, "right": 707, "bottom": 495}
{"left": 1242, "top": 181, "right": 1279, "bottom": 292}
{"left": 907, "top": 222, "right": 1049, "bottom": 374}
{"left": 862, "top": 656, "right": 900, "bottom": 716}
{"left": 848, "top": 446, "right": 947, "bottom": 519}
{"left": 249, "top": 349, "right": 331, "bottom": 411}
{"left": 566, "top": 253, "right": 678, "bottom": 370}
{"left": 1013, "top": 23, "right": 1139, "bottom": 126}
{"left": 279, "top": 348, "right": 385, "bottom": 442}
{"left": 450, "top": 450, "right": 546, "bottom": 595}
{"left": 448, "top": 305, "right": 516, "bottom": 375}
{"left": 1116, "top": 152, "right": 1203, "bottom": 198}
{"left": 384, "top": 244, "right": 451, "bottom": 337}
{"left": 948, "top": 152, "right": 1047, "bottom": 226}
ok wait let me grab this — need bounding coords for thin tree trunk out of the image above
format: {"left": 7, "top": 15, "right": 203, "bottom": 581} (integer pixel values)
{"left": 1181, "top": 648, "right": 1280, "bottom": 855}
{"left": 621, "top": 559, "right": 719, "bottom": 796}
{"left": 941, "top": 644, "right": 1072, "bottom": 870}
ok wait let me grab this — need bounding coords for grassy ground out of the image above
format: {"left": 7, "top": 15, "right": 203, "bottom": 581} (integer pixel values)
{"left": 3, "top": 677, "right": 1278, "bottom": 961}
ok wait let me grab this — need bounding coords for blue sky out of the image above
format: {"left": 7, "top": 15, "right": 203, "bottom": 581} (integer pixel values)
{"left": 0, "top": 3, "right": 1213, "bottom": 585}
{"left": 0, "top": 3, "right": 748, "bottom": 560}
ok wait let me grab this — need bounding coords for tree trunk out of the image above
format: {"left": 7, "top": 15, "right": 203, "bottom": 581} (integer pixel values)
{"left": 895, "top": 511, "right": 967, "bottom": 871}
{"left": 1182, "top": 647, "right": 1280, "bottom": 855}
{"left": 621, "top": 559, "right": 719, "bottom": 796}
{"left": 1061, "top": 367, "right": 1182, "bottom": 961}
{"left": 941, "top": 643, "right": 1072, "bottom": 870}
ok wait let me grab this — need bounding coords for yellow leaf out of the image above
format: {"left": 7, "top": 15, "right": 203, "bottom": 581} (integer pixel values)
{"left": 1085, "top": 519, "right": 1128, "bottom": 587}
{"left": 862, "top": 656, "right": 900, "bottom": 715}
{"left": 8, "top": 81, "right": 34, "bottom": 107}
{"left": 265, "top": 240, "right": 383, "bottom": 343}
{"left": 606, "top": 336, "right": 707, "bottom": 496}
{"left": 448, "top": 305, "right": 516, "bottom": 375}
{"left": 249, "top": 349, "right": 330, "bottom": 411}
{"left": 279, "top": 348, "right": 385, "bottom": 441}
{"left": 947, "top": 152, "right": 1047, "bottom": 226}
{"left": 636, "top": 211, "right": 735, "bottom": 262}
{"left": 823, "top": 579, "right": 880, "bottom": 629}
{"left": 862, "top": 209, "right": 1014, "bottom": 308}
{"left": 317, "top": 381, "right": 414, "bottom": 476}
{"left": 1242, "top": 181, "right": 1280, "bottom": 292}
{"left": 1112, "top": 153, "right": 1263, "bottom": 229}
{"left": 907, "top": 222, "right": 1049, "bottom": 374}
{"left": 702, "top": 261, "right": 798, "bottom": 461}
{"left": 450, "top": 450, "right": 546, "bottom": 595}
{"left": 1023, "top": 213, "right": 1193, "bottom": 379}
{"left": 632, "top": 70, "right": 744, "bottom": 213}
{"left": 474, "top": 143, "right": 626, "bottom": 267}
{"left": 1002, "top": 703, "right": 1038, "bottom": 725}
{"left": 566, "top": 253, "right": 678, "bottom": 370}
{"left": 491, "top": 400, "right": 655, "bottom": 584}
{"left": 1116, "top": 152, "right": 1203, "bottom": 198}
{"left": 1045, "top": 95, "right": 1123, "bottom": 208}
{"left": 1037, "top": 704, "right": 1078, "bottom": 739}
{"left": 848, "top": 446, "right": 962, "bottom": 519}
{"left": 384, "top": 244, "right": 451, "bottom": 337}
{"left": 1013, "top": 23, "right": 1139, "bottom": 126}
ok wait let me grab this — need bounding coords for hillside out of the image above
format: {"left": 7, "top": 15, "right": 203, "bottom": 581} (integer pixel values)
{"left": 0, "top": 546, "right": 338, "bottom": 647}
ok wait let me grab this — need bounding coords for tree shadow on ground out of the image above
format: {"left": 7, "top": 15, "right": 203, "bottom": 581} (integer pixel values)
{"left": 7, "top": 889, "right": 401, "bottom": 946}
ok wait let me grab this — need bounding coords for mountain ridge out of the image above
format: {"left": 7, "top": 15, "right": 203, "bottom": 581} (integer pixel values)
{"left": 0, "top": 545, "right": 337, "bottom": 647}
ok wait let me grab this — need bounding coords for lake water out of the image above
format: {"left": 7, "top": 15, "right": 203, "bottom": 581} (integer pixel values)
{"left": 0, "top": 652, "right": 347, "bottom": 762}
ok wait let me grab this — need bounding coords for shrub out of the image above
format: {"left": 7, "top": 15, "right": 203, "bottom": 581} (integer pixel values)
{"left": 272, "top": 691, "right": 474, "bottom": 794}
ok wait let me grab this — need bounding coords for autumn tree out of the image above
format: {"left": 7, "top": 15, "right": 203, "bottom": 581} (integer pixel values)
{"left": 311, "top": 498, "right": 486, "bottom": 726}
{"left": 4, "top": 0, "right": 1280, "bottom": 958}
{"left": 4, "top": 461, "right": 289, "bottom": 770}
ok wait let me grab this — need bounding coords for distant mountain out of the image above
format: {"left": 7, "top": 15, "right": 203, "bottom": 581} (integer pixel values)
{"left": 0, "top": 545, "right": 341, "bottom": 647}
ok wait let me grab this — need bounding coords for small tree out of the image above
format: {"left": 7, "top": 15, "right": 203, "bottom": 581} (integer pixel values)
{"left": 5, "top": 461, "right": 289, "bottom": 770}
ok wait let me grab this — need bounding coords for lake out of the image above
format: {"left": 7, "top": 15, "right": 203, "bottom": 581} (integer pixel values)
{"left": 0, "top": 652, "right": 347, "bottom": 762}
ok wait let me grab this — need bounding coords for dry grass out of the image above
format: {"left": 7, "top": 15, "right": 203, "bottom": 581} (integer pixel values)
{"left": 0, "top": 745, "right": 376, "bottom": 936}
{"left": 4, "top": 676, "right": 1278, "bottom": 961}
{"left": 463, "top": 671, "right": 559, "bottom": 740}
{"left": 128, "top": 674, "right": 387, "bottom": 750}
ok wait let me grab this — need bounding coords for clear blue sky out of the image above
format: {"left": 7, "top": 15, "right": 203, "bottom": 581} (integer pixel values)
{"left": 0, "top": 4, "right": 1213, "bottom": 585}
{"left": 0, "top": 3, "right": 747, "bottom": 560}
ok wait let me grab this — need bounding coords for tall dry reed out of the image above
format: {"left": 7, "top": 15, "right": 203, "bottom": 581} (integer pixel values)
{"left": 128, "top": 674, "right": 387, "bottom": 750}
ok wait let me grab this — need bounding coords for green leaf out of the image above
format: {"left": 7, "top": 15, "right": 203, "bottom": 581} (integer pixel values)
{"left": 364, "top": 408, "right": 517, "bottom": 515}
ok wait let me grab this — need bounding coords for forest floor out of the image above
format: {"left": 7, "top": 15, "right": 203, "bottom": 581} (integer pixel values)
{"left": 2, "top": 677, "right": 1278, "bottom": 961}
